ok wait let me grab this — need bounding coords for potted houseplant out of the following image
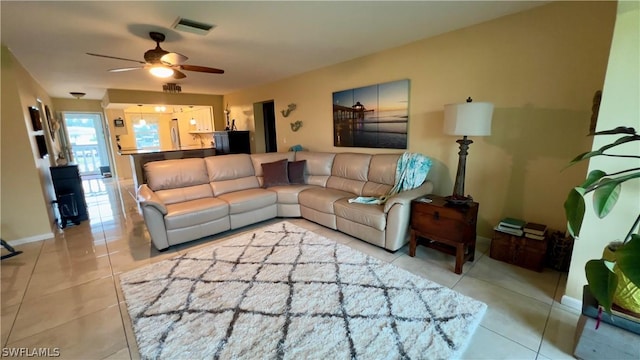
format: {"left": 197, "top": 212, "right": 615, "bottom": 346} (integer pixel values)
{"left": 564, "top": 126, "right": 640, "bottom": 314}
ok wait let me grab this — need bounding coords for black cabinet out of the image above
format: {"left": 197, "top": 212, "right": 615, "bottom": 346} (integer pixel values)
{"left": 214, "top": 131, "right": 251, "bottom": 155}
{"left": 50, "top": 165, "right": 88, "bottom": 227}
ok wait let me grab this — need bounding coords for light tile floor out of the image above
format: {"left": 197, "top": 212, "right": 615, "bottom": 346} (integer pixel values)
{"left": 1, "top": 177, "right": 580, "bottom": 359}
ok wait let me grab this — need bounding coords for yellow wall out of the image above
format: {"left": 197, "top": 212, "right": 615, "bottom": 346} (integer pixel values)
{"left": 565, "top": 1, "right": 640, "bottom": 301}
{"left": 1, "top": 46, "right": 55, "bottom": 241}
{"left": 52, "top": 98, "right": 103, "bottom": 113}
{"left": 224, "top": 1, "right": 616, "bottom": 237}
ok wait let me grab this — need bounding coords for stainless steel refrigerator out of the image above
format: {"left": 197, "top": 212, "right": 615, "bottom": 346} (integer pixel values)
{"left": 170, "top": 118, "right": 181, "bottom": 149}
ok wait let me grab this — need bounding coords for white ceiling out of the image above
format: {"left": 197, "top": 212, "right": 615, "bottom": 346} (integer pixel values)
{"left": 1, "top": 1, "right": 547, "bottom": 100}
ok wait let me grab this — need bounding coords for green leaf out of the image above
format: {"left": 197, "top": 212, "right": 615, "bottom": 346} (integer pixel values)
{"left": 607, "top": 171, "right": 640, "bottom": 185}
{"left": 616, "top": 234, "right": 640, "bottom": 288}
{"left": 580, "top": 170, "right": 607, "bottom": 189}
{"left": 564, "top": 187, "right": 585, "bottom": 237}
{"left": 568, "top": 150, "right": 601, "bottom": 166}
{"left": 566, "top": 134, "right": 640, "bottom": 168}
{"left": 592, "top": 180, "right": 620, "bottom": 218}
{"left": 585, "top": 259, "right": 618, "bottom": 314}
{"left": 593, "top": 126, "right": 637, "bottom": 135}
{"left": 595, "top": 134, "right": 640, "bottom": 153}
{"left": 583, "top": 172, "right": 640, "bottom": 194}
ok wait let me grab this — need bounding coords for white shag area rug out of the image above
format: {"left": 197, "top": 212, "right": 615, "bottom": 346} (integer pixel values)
{"left": 120, "top": 222, "right": 487, "bottom": 359}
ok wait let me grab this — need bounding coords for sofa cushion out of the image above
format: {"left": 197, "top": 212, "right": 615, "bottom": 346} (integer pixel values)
{"left": 269, "top": 184, "right": 317, "bottom": 204}
{"left": 361, "top": 154, "right": 399, "bottom": 197}
{"left": 262, "top": 159, "right": 290, "bottom": 188}
{"left": 368, "top": 154, "right": 399, "bottom": 186}
{"left": 205, "top": 154, "right": 259, "bottom": 196}
{"left": 326, "top": 153, "right": 371, "bottom": 195}
{"left": 145, "top": 158, "right": 209, "bottom": 191}
{"left": 298, "top": 187, "right": 353, "bottom": 214}
{"left": 156, "top": 184, "right": 214, "bottom": 205}
{"left": 333, "top": 198, "right": 386, "bottom": 231}
{"left": 288, "top": 160, "right": 306, "bottom": 184}
{"left": 326, "top": 177, "right": 366, "bottom": 196}
{"left": 164, "top": 198, "right": 228, "bottom": 230}
{"left": 210, "top": 177, "right": 260, "bottom": 197}
{"left": 332, "top": 153, "right": 371, "bottom": 181}
{"left": 205, "top": 154, "right": 255, "bottom": 181}
{"left": 217, "top": 188, "right": 277, "bottom": 214}
{"left": 251, "top": 152, "right": 295, "bottom": 177}
{"left": 294, "top": 152, "right": 335, "bottom": 187}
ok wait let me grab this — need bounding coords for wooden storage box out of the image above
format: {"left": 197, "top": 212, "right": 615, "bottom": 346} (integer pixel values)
{"left": 490, "top": 230, "right": 547, "bottom": 272}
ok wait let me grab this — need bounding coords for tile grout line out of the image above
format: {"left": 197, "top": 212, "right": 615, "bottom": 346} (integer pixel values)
{"left": 104, "top": 178, "right": 137, "bottom": 360}
{"left": 3, "top": 240, "right": 46, "bottom": 347}
{"left": 478, "top": 325, "right": 543, "bottom": 356}
{"left": 454, "top": 247, "right": 552, "bottom": 357}
{"left": 6, "top": 303, "right": 122, "bottom": 348}
{"left": 86, "top": 177, "right": 136, "bottom": 360}
{"left": 534, "top": 269, "right": 566, "bottom": 359}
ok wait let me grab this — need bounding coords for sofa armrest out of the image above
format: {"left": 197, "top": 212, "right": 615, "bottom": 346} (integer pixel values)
{"left": 137, "top": 184, "right": 168, "bottom": 215}
{"left": 383, "top": 181, "right": 434, "bottom": 213}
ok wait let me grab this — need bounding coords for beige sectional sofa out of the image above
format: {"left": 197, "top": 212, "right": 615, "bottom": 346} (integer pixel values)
{"left": 137, "top": 151, "right": 433, "bottom": 251}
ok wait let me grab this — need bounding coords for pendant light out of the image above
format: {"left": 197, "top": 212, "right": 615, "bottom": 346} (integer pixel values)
{"left": 138, "top": 105, "right": 146, "bottom": 126}
{"left": 189, "top": 106, "right": 197, "bottom": 126}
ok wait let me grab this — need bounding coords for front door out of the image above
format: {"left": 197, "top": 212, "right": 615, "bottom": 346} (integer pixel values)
{"left": 263, "top": 101, "right": 277, "bottom": 153}
{"left": 63, "top": 112, "right": 111, "bottom": 176}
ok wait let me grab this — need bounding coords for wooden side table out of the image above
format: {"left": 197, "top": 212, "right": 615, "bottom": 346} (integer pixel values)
{"left": 409, "top": 195, "right": 479, "bottom": 274}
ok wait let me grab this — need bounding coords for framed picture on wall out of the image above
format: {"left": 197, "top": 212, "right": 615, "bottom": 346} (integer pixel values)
{"left": 35, "top": 134, "right": 48, "bottom": 158}
{"left": 45, "top": 105, "right": 56, "bottom": 141}
{"left": 332, "top": 79, "right": 410, "bottom": 149}
{"left": 29, "top": 106, "right": 42, "bottom": 131}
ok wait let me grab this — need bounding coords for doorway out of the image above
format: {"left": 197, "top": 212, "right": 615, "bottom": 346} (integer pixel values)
{"left": 63, "top": 112, "right": 111, "bottom": 176}
{"left": 263, "top": 101, "right": 277, "bottom": 153}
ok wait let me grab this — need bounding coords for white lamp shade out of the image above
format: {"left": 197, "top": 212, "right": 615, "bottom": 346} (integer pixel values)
{"left": 444, "top": 101, "right": 494, "bottom": 136}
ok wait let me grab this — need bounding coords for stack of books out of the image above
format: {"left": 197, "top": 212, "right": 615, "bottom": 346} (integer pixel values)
{"left": 523, "top": 222, "right": 547, "bottom": 240}
{"left": 495, "top": 217, "right": 526, "bottom": 236}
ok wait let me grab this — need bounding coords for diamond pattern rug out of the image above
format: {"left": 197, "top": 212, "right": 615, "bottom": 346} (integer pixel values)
{"left": 120, "top": 221, "right": 487, "bottom": 359}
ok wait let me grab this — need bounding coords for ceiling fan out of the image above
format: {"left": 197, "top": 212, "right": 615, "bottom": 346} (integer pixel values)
{"left": 87, "top": 31, "right": 224, "bottom": 79}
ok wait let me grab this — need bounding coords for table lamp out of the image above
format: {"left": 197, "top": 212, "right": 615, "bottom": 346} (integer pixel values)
{"left": 443, "top": 97, "right": 493, "bottom": 205}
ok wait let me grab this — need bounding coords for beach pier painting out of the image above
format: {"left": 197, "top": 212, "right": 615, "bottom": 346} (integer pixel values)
{"left": 333, "top": 79, "right": 409, "bottom": 149}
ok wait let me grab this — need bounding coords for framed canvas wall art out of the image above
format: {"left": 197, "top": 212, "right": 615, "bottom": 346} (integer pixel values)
{"left": 332, "top": 79, "right": 409, "bottom": 149}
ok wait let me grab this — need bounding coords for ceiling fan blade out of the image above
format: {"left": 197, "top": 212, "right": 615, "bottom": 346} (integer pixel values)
{"left": 161, "top": 52, "right": 188, "bottom": 65}
{"left": 108, "top": 66, "right": 145, "bottom": 73}
{"left": 87, "top": 53, "right": 146, "bottom": 64}
{"left": 179, "top": 64, "right": 225, "bottom": 74}
{"left": 173, "top": 69, "right": 187, "bottom": 79}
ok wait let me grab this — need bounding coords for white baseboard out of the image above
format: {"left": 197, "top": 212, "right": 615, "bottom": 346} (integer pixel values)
{"left": 561, "top": 294, "right": 583, "bottom": 312}
{"left": 6, "top": 232, "right": 53, "bottom": 247}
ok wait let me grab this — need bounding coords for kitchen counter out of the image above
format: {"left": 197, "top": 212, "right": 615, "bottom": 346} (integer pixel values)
{"left": 119, "top": 145, "right": 216, "bottom": 155}
{"left": 121, "top": 146, "right": 217, "bottom": 190}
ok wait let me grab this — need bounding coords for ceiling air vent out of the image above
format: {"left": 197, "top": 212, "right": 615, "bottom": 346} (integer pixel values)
{"left": 172, "top": 17, "right": 215, "bottom": 35}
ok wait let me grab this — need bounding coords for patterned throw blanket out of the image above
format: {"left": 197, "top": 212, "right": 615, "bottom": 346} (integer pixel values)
{"left": 348, "top": 152, "right": 432, "bottom": 205}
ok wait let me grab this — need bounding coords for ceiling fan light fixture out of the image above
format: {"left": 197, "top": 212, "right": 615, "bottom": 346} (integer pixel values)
{"left": 149, "top": 65, "right": 174, "bottom": 78}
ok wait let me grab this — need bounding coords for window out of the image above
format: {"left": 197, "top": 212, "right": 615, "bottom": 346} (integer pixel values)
{"left": 132, "top": 115, "right": 160, "bottom": 149}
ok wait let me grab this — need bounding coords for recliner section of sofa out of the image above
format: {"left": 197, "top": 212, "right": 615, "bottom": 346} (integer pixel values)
{"left": 138, "top": 151, "right": 433, "bottom": 251}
